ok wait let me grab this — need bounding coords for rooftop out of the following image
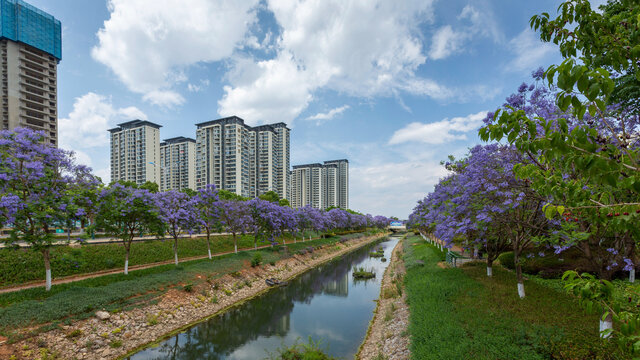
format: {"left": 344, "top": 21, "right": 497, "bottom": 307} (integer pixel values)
{"left": 162, "top": 136, "right": 196, "bottom": 144}
{"left": 108, "top": 119, "right": 162, "bottom": 132}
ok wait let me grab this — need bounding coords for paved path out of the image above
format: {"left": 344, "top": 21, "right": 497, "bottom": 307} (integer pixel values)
{"left": 0, "top": 232, "right": 233, "bottom": 248}
{"left": 0, "top": 238, "right": 319, "bottom": 294}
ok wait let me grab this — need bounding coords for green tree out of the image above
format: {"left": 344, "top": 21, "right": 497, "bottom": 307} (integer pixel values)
{"left": 258, "top": 190, "right": 280, "bottom": 203}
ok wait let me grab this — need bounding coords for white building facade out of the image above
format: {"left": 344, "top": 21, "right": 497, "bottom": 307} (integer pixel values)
{"left": 195, "top": 116, "right": 290, "bottom": 199}
{"left": 160, "top": 137, "right": 196, "bottom": 191}
{"left": 291, "top": 159, "right": 348, "bottom": 210}
{"left": 109, "top": 120, "right": 161, "bottom": 186}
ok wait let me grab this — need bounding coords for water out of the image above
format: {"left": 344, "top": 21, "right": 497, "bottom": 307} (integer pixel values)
{"left": 128, "top": 236, "right": 400, "bottom": 360}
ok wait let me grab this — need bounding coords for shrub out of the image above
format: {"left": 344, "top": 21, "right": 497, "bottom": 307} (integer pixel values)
{"left": 251, "top": 253, "right": 262, "bottom": 267}
{"left": 182, "top": 283, "right": 193, "bottom": 293}
{"left": 497, "top": 251, "right": 515, "bottom": 269}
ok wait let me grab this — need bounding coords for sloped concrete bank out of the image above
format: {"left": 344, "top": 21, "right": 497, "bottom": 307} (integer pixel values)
{"left": 4, "top": 233, "right": 388, "bottom": 360}
{"left": 358, "top": 235, "right": 410, "bottom": 360}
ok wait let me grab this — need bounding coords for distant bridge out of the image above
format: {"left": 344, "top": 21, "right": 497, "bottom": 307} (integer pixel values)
{"left": 388, "top": 221, "right": 407, "bottom": 232}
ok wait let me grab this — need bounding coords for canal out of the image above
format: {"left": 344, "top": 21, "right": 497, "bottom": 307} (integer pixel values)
{"left": 127, "top": 235, "right": 400, "bottom": 360}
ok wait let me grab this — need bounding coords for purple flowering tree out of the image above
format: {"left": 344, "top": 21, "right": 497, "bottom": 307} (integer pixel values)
{"left": 218, "top": 200, "right": 249, "bottom": 253}
{"left": 155, "top": 190, "right": 198, "bottom": 265}
{"left": 194, "top": 185, "right": 220, "bottom": 259}
{"left": 247, "top": 198, "right": 278, "bottom": 249}
{"left": 95, "top": 183, "right": 159, "bottom": 274}
{"left": 0, "top": 127, "right": 98, "bottom": 290}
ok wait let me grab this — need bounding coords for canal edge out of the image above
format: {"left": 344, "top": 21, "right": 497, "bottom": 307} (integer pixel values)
{"left": 116, "top": 232, "right": 392, "bottom": 360}
{"left": 356, "top": 233, "right": 410, "bottom": 360}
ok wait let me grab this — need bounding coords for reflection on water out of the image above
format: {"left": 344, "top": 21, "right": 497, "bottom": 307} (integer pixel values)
{"left": 128, "top": 236, "right": 400, "bottom": 360}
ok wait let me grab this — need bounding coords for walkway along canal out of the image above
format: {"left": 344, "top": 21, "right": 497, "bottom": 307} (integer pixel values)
{"left": 126, "top": 235, "right": 400, "bottom": 359}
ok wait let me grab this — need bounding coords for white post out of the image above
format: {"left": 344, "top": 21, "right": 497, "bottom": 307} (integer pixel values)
{"left": 599, "top": 319, "right": 613, "bottom": 338}
{"left": 208, "top": 249, "right": 212, "bottom": 260}
{"left": 630, "top": 269, "right": 636, "bottom": 283}
{"left": 234, "top": 243, "right": 238, "bottom": 254}
{"left": 517, "top": 283, "right": 525, "bottom": 298}
{"left": 45, "top": 269, "right": 52, "bottom": 291}
{"left": 124, "top": 259, "right": 129, "bottom": 275}
{"left": 487, "top": 266, "right": 492, "bottom": 277}
{"left": 174, "top": 251, "right": 178, "bottom": 265}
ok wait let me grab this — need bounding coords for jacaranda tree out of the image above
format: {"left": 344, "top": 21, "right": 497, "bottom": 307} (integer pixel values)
{"left": 95, "top": 183, "right": 159, "bottom": 274}
{"left": 155, "top": 190, "right": 197, "bottom": 265}
{"left": 0, "top": 127, "right": 98, "bottom": 290}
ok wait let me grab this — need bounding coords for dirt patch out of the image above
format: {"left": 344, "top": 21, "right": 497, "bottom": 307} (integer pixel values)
{"left": 358, "top": 238, "right": 410, "bottom": 360}
{"left": 436, "top": 261, "right": 448, "bottom": 269}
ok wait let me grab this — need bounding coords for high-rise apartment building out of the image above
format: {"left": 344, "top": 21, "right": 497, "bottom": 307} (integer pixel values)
{"left": 291, "top": 163, "right": 324, "bottom": 209}
{"left": 195, "top": 116, "right": 290, "bottom": 199}
{"left": 0, "top": 0, "right": 61, "bottom": 146}
{"left": 291, "top": 159, "right": 349, "bottom": 210}
{"left": 160, "top": 137, "right": 196, "bottom": 191}
{"left": 109, "top": 120, "right": 161, "bottom": 186}
{"left": 324, "top": 159, "right": 349, "bottom": 209}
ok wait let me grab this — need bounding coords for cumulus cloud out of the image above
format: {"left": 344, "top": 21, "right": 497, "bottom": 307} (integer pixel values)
{"left": 388, "top": 111, "right": 487, "bottom": 145}
{"left": 507, "top": 28, "right": 555, "bottom": 72}
{"left": 218, "top": 0, "right": 445, "bottom": 124}
{"left": 305, "top": 105, "right": 350, "bottom": 124}
{"left": 92, "top": 0, "right": 260, "bottom": 107}
{"left": 58, "top": 92, "right": 147, "bottom": 151}
{"left": 218, "top": 52, "right": 315, "bottom": 125}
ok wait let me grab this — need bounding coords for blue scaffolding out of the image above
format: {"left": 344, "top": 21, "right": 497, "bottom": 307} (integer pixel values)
{"left": 0, "top": 0, "right": 61, "bottom": 60}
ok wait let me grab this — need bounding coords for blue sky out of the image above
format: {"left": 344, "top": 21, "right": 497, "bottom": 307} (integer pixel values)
{"left": 28, "top": 0, "right": 604, "bottom": 218}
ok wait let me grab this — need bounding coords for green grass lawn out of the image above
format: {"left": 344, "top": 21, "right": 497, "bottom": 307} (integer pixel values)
{"left": 403, "top": 235, "right": 626, "bottom": 360}
{"left": 0, "top": 231, "right": 324, "bottom": 287}
{"left": 0, "top": 231, "right": 377, "bottom": 339}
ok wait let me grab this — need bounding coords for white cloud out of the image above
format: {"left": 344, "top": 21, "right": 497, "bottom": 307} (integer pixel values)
{"left": 429, "top": 25, "right": 466, "bottom": 60}
{"left": 508, "top": 28, "right": 555, "bottom": 72}
{"left": 218, "top": 52, "right": 315, "bottom": 126}
{"left": 142, "top": 90, "right": 185, "bottom": 107}
{"left": 291, "top": 140, "right": 450, "bottom": 217}
{"left": 428, "top": 5, "right": 502, "bottom": 61}
{"left": 351, "top": 161, "right": 449, "bottom": 217}
{"left": 388, "top": 111, "right": 487, "bottom": 145}
{"left": 92, "top": 0, "right": 260, "bottom": 107}
{"left": 187, "top": 79, "right": 210, "bottom": 92}
{"left": 218, "top": 0, "right": 445, "bottom": 124}
{"left": 58, "top": 92, "right": 148, "bottom": 151}
{"left": 305, "top": 105, "right": 350, "bottom": 124}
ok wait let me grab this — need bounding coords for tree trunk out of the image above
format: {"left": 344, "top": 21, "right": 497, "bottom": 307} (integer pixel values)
{"left": 233, "top": 233, "right": 238, "bottom": 254}
{"left": 173, "top": 237, "right": 179, "bottom": 265}
{"left": 124, "top": 245, "right": 130, "bottom": 275}
{"left": 514, "top": 248, "right": 525, "bottom": 298}
{"left": 487, "top": 258, "right": 493, "bottom": 277}
{"left": 600, "top": 311, "right": 613, "bottom": 338}
{"left": 43, "top": 248, "right": 52, "bottom": 291}
{"left": 206, "top": 231, "right": 212, "bottom": 260}
{"left": 67, "top": 227, "right": 71, "bottom": 241}
{"left": 630, "top": 268, "right": 636, "bottom": 283}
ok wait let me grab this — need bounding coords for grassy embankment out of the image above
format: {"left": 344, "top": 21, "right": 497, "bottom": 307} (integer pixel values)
{"left": 0, "top": 230, "right": 380, "bottom": 341}
{"left": 0, "top": 232, "right": 323, "bottom": 287}
{"left": 403, "top": 235, "right": 626, "bottom": 360}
